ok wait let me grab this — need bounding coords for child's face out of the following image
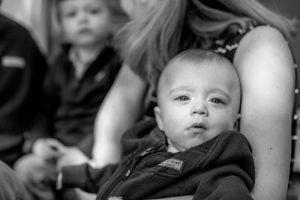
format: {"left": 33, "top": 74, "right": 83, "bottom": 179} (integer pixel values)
{"left": 58, "top": 0, "right": 113, "bottom": 47}
{"left": 154, "top": 60, "right": 241, "bottom": 152}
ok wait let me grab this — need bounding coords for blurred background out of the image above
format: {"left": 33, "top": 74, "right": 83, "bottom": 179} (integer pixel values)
{"left": 1, "top": 0, "right": 300, "bottom": 199}
{"left": 1, "top": 0, "right": 300, "bottom": 69}
{"left": 1, "top": 0, "right": 48, "bottom": 53}
{"left": 1, "top": 0, "right": 300, "bottom": 89}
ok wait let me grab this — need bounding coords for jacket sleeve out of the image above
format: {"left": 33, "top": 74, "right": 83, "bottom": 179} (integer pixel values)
{"left": 193, "top": 175, "right": 253, "bottom": 200}
{"left": 61, "top": 163, "right": 119, "bottom": 193}
{"left": 28, "top": 59, "right": 60, "bottom": 148}
{"left": 10, "top": 22, "right": 50, "bottom": 153}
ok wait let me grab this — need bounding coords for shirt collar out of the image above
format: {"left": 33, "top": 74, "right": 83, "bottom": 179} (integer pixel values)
{"left": 69, "top": 47, "right": 98, "bottom": 79}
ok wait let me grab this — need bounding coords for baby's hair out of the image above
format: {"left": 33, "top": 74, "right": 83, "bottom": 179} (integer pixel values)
{"left": 157, "top": 49, "right": 239, "bottom": 87}
{"left": 167, "top": 49, "right": 233, "bottom": 68}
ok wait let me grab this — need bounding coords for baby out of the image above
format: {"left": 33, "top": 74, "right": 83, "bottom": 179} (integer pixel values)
{"left": 58, "top": 49, "right": 254, "bottom": 200}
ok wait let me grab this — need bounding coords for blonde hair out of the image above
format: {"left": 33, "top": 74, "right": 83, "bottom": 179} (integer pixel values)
{"left": 118, "top": 0, "right": 299, "bottom": 86}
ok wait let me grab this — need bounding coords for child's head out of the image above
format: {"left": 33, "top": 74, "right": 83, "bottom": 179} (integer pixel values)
{"left": 154, "top": 49, "right": 241, "bottom": 152}
{"left": 53, "top": 0, "right": 128, "bottom": 47}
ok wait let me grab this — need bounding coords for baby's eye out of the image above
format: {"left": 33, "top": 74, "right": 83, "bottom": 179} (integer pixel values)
{"left": 89, "top": 8, "right": 101, "bottom": 14}
{"left": 175, "top": 95, "right": 190, "bottom": 102}
{"left": 64, "top": 11, "right": 77, "bottom": 18}
{"left": 210, "top": 98, "right": 225, "bottom": 104}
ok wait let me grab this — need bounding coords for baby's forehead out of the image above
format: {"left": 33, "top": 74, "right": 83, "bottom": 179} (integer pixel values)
{"left": 158, "top": 58, "right": 240, "bottom": 94}
{"left": 162, "top": 58, "right": 235, "bottom": 81}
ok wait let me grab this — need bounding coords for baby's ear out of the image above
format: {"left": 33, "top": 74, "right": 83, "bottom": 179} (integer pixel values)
{"left": 154, "top": 106, "right": 164, "bottom": 131}
{"left": 233, "top": 113, "right": 241, "bottom": 130}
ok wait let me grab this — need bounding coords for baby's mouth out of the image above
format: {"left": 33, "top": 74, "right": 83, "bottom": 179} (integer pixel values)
{"left": 78, "top": 28, "right": 92, "bottom": 34}
{"left": 188, "top": 123, "right": 207, "bottom": 132}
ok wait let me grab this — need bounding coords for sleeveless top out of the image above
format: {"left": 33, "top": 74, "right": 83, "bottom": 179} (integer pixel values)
{"left": 213, "top": 24, "right": 298, "bottom": 186}
{"left": 145, "top": 23, "right": 298, "bottom": 186}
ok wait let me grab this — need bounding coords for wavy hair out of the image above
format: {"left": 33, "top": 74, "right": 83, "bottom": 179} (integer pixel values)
{"left": 118, "top": 0, "right": 299, "bottom": 86}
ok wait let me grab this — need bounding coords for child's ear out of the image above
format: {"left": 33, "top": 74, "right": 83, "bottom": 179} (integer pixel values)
{"left": 154, "top": 106, "right": 164, "bottom": 131}
{"left": 233, "top": 113, "right": 241, "bottom": 130}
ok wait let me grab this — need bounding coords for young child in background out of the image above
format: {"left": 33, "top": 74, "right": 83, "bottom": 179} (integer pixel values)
{"left": 59, "top": 50, "right": 255, "bottom": 200}
{"left": 14, "top": 0, "right": 128, "bottom": 199}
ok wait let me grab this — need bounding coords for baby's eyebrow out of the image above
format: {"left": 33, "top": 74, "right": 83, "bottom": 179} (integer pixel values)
{"left": 169, "top": 86, "right": 193, "bottom": 94}
{"left": 207, "top": 88, "right": 231, "bottom": 100}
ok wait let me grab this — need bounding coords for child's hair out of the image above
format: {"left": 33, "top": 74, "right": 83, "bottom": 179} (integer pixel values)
{"left": 118, "top": 0, "right": 299, "bottom": 86}
{"left": 50, "top": 0, "right": 129, "bottom": 44}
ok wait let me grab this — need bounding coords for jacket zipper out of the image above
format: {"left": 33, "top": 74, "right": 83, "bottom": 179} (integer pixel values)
{"left": 101, "top": 145, "right": 160, "bottom": 199}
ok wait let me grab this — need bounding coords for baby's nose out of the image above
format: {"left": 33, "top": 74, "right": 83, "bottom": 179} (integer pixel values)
{"left": 191, "top": 103, "right": 208, "bottom": 116}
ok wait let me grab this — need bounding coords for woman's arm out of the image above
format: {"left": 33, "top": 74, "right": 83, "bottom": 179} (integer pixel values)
{"left": 92, "top": 64, "right": 148, "bottom": 167}
{"left": 234, "top": 25, "right": 295, "bottom": 200}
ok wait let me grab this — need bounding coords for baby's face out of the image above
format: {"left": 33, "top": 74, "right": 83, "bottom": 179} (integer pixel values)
{"left": 155, "top": 60, "right": 240, "bottom": 152}
{"left": 59, "top": 0, "right": 113, "bottom": 47}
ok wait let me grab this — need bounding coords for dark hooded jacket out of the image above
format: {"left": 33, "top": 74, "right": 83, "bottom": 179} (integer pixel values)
{"left": 0, "top": 13, "right": 47, "bottom": 166}
{"left": 62, "top": 119, "right": 255, "bottom": 200}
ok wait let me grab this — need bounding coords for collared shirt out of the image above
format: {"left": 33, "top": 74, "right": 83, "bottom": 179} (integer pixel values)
{"left": 69, "top": 47, "right": 99, "bottom": 79}
{"left": 31, "top": 45, "right": 121, "bottom": 157}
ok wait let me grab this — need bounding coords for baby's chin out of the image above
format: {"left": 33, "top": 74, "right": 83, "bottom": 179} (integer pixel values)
{"left": 172, "top": 140, "right": 206, "bottom": 152}
{"left": 179, "top": 134, "right": 218, "bottom": 150}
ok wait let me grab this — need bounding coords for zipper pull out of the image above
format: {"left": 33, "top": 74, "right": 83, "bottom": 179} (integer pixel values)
{"left": 124, "top": 169, "right": 131, "bottom": 178}
{"left": 140, "top": 147, "right": 155, "bottom": 157}
{"left": 123, "top": 147, "right": 156, "bottom": 180}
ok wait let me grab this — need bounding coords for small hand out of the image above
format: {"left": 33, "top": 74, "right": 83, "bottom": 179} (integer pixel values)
{"left": 32, "top": 138, "right": 64, "bottom": 163}
{"left": 57, "top": 146, "right": 89, "bottom": 169}
{"left": 14, "top": 154, "right": 58, "bottom": 200}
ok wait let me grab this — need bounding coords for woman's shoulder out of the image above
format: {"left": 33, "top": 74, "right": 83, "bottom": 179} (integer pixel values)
{"left": 239, "top": 25, "right": 287, "bottom": 51}
{"left": 213, "top": 24, "right": 288, "bottom": 62}
{"left": 233, "top": 24, "right": 295, "bottom": 105}
{"left": 235, "top": 25, "right": 293, "bottom": 67}
{"left": 245, "top": 25, "right": 283, "bottom": 37}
